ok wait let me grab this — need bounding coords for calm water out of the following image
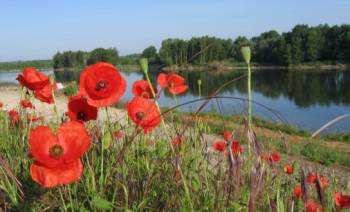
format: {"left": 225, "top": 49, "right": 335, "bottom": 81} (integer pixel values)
{"left": 1, "top": 69, "right": 350, "bottom": 133}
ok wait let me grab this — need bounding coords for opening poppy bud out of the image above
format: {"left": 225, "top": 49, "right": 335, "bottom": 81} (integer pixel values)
{"left": 49, "top": 145, "right": 64, "bottom": 159}
{"left": 139, "top": 58, "right": 149, "bottom": 74}
{"left": 136, "top": 111, "right": 145, "bottom": 120}
{"left": 241, "top": 45, "right": 251, "bottom": 64}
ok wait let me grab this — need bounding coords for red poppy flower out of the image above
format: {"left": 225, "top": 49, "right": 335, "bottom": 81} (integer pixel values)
{"left": 21, "top": 99, "right": 34, "bottom": 109}
{"left": 269, "top": 152, "right": 281, "bottom": 162}
{"left": 231, "top": 141, "right": 243, "bottom": 155}
{"left": 213, "top": 141, "right": 227, "bottom": 152}
{"left": 223, "top": 131, "right": 232, "bottom": 141}
{"left": 27, "top": 114, "right": 41, "bottom": 123}
{"left": 34, "top": 80, "right": 57, "bottom": 104}
{"left": 30, "top": 159, "right": 82, "bottom": 188}
{"left": 157, "top": 73, "right": 188, "bottom": 95}
{"left": 8, "top": 110, "right": 19, "bottom": 125}
{"left": 16, "top": 67, "right": 49, "bottom": 91}
{"left": 79, "top": 62, "right": 126, "bottom": 107}
{"left": 172, "top": 136, "right": 182, "bottom": 149}
{"left": 113, "top": 130, "right": 124, "bottom": 139}
{"left": 0, "top": 102, "right": 3, "bottom": 108}
{"left": 304, "top": 199, "right": 322, "bottom": 212}
{"left": 284, "top": 164, "right": 293, "bottom": 175}
{"left": 126, "top": 97, "right": 161, "bottom": 134}
{"left": 29, "top": 121, "right": 90, "bottom": 168}
{"left": 319, "top": 176, "right": 328, "bottom": 188}
{"left": 307, "top": 173, "right": 317, "bottom": 184}
{"left": 294, "top": 184, "right": 301, "bottom": 199}
{"left": 132, "top": 80, "right": 158, "bottom": 99}
{"left": 334, "top": 192, "right": 350, "bottom": 209}
{"left": 67, "top": 95, "right": 97, "bottom": 122}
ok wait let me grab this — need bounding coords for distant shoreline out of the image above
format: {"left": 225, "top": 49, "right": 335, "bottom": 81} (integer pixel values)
{"left": 162, "top": 63, "right": 350, "bottom": 72}
{"left": 1, "top": 62, "right": 349, "bottom": 73}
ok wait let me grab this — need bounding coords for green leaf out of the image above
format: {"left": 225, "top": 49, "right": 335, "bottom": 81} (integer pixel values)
{"left": 92, "top": 196, "right": 112, "bottom": 210}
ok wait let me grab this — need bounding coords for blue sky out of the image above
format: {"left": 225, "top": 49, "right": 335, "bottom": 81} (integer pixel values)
{"left": 0, "top": 0, "right": 349, "bottom": 62}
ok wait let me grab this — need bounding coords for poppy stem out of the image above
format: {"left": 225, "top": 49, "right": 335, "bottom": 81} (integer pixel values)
{"left": 58, "top": 187, "right": 67, "bottom": 212}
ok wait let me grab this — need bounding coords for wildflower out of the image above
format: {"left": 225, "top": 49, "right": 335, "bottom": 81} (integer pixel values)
{"left": 307, "top": 173, "right": 327, "bottom": 189}
{"left": 157, "top": 73, "right": 188, "bottom": 95}
{"left": 79, "top": 62, "right": 126, "bottom": 107}
{"left": 294, "top": 184, "right": 301, "bottom": 199}
{"left": 21, "top": 100, "right": 34, "bottom": 109}
{"left": 126, "top": 97, "right": 161, "bottom": 134}
{"left": 319, "top": 175, "right": 328, "bottom": 188}
{"left": 29, "top": 121, "right": 90, "bottom": 187}
{"left": 8, "top": 110, "right": 19, "bottom": 125}
{"left": 223, "top": 130, "right": 232, "bottom": 141}
{"left": 284, "top": 164, "right": 293, "bottom": 175}
{"left": 307, "top": 173, "right": 317, "bottom": 184}
{"left": 113, "top": 130, "right": 124, "bottom": 139}
{"left": 172, "top": 136, "right": 182, "bottom": 149}
{"left": 33, "top": 80, "right": 57, "bottom": 104}
{"left": 132, "top": 80, "right": 158, "bottom": 99}
{"left": 231, "top": 141, "right": 243, "bottom": 155}
{"left": 304, "top": 199, "right": 322, "bottom": 212}
{"left": 269, "top": 152, "right": 281, "bottom": 162}
{"left": 213, "top": 141, "right": 226, "bottom": 152}
{"left": 16, "top": 67, "right": 49, "bottom": 91}
{"left": 334, "top": 192, "right": 350, "bottom": 209}
{"left": 67, "top": 95, "right": 97, "bottom": 122}
{"left": 16, "top": 67, "right": 57, "bottom": 104}
{"left": 0, "top": 102, "right": 3, "bottom": 108}
{"left": 27, "top": 114, "right": 41, "bottom": 123}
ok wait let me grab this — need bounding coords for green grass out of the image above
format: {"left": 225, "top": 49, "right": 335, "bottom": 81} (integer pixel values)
{"left": 0, "top": 92, "right": 348, "bottom": 211}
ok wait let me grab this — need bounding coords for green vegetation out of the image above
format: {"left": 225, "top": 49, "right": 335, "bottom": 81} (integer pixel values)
{"left": 49, "top": 24, "right": 350, "bottom": 71}
{"left": 157, "top": 24, "right": 350, "bottom": 67}
{"left": 53, "top": 48, "right": 140, "bottom": 70}
{"left": 0, "top": 60, "right": 52, "bottom": 71}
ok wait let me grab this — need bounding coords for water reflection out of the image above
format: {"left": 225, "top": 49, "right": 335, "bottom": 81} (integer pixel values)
{"left": 55, "top": 69, "right": 350, "bottom": 108}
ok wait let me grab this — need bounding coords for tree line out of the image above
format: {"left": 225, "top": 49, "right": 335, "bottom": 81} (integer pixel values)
{"left": 150, "top": 24, "right": 350, "bottom": 66}
{"left": 0, "top": 60, "right": 51, "bottom": 70}
{"left": 52, "top": 24, "right": 350, "bottom": 69}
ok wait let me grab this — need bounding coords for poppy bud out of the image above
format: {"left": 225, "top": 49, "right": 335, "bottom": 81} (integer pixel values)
{"left": 49, "top": 74, "right": 56, "bottom": 86}
{"left": 139, "top": 58, "right": 149, "bottom": 74}
{"left": 240, "top": 45, "right": 251, "bottom": 64}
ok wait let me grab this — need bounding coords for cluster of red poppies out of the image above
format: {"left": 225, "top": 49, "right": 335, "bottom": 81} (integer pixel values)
{"left": 4, "top": 62, "right": 189, "bottom": 188}
{"left": 293, "top": 173, "right": 350, "bottom": 210}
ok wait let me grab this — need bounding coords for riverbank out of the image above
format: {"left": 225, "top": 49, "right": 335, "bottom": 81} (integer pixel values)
{"left": 162, "top": 62, "right": 349, "bottom": 72}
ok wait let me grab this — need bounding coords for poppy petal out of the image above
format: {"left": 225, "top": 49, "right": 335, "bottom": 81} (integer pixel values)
{"left": 30, "top": 159, "right": 83, "bottom": 188}
{"left": 168, "top": 85, "right": 189, "bottom": 95}
{"left": 58, "top": 121, "right": 91, "bottom": 163}
{"left": 29, "top": 126, "right": 62, "bottom": 168}
{"left": 157, "top": 73, "right": 168, "bottom": 89}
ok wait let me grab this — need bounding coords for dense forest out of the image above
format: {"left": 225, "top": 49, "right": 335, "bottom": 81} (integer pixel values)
{"left": 51, "top": 24, "right": 350, "bottom": 69}
{"left": 157, "top": 24, "right": 350, "bottom": 66}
